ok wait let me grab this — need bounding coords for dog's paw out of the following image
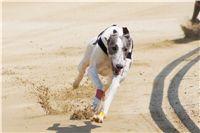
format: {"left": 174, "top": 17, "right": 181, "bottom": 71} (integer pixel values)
{"left": 91, "top": 112, "right": 105, "bottom": 123}
{"left": 91, "top": 97, "right": 102, "bottom": 112}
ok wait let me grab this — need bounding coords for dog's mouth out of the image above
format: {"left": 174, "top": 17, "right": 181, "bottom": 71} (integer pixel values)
{"left": 112, "top": 63, "right": 121, "bottom": 76}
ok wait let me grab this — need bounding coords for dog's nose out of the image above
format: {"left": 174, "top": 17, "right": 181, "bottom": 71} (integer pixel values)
{"left": 116, "top": 64, "right": 123, "bottom": 69}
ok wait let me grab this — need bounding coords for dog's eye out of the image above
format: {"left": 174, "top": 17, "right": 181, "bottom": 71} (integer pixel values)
{"left": 123, "top": 47, "right": 128, "bottom": 52}
{"left": 112, "top": 46, "right": 118, "bottom": 51}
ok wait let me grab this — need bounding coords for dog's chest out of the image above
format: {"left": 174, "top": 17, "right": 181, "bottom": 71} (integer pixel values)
{"left": 97, "top": 60, "right": 112, "bottom": 76}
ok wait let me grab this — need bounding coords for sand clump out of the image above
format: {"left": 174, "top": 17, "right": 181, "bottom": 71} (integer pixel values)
{"left": 181, "top": 21, "right": 200, "bottom": 39}
{"left": 17, "top": 77, "right": 95, "bottom": 119}
{"left": 70, "top": 106, "right": 94, "bottom": 120}
{"left": 29, "top": 84, "right": 59, "bottom": 115}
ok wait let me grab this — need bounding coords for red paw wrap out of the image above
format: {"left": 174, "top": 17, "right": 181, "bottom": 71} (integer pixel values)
{"left": 95, "top": 89, "right": 104, "bottom": 100}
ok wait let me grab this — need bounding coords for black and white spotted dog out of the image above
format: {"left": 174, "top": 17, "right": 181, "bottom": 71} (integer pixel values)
{"left": 73, "top": 25, "right": 134, "bottom": 123}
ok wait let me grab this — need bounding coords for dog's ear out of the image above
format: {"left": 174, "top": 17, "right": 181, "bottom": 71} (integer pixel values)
{"left": 113, "top": 29, "right": 117, "bottom": 34}
{"left": 123, "top": 36, "right": 133, "bottom": 49}
{"left": 124, "top": 34, "right": 130, "bottom": 39}
{"left": 109, "top": 30, "right": 118, "bottom": 41}
{"left": 112, "top": 30, "right": 119, "bottom": 37}
{"left": 128, "top": 38, "right": 134, "bottom": 50}
{"left": 123, "top": 27, "right": 130, "bottom": 39}
{"left": 108, "top": 30, "right": 118, "bottom": 46}
{"left": 123, "top": 27, "right": 129, "bottom": 34}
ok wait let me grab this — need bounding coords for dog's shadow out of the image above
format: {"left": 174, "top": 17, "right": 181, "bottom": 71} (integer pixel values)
{"left": 172, "top": 37, "right": 199, "bottom": 44}
{"left": 47, "top": 121, "right": 101, "bottom": 133}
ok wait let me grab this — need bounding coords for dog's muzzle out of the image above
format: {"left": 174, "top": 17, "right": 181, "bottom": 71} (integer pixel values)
{"left": 112, "top": 63, "right": 123, "bottom": 75}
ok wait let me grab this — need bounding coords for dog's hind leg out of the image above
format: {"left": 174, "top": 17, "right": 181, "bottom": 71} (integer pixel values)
{"left": 73, "top": 42, "right": 95, "bottom": 89}
{"left": 73, "top": 59, "right": 88, "bottom": 89}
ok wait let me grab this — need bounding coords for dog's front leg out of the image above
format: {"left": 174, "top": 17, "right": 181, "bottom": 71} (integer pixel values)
{"left": 92, "top": 76, "right": 120, "bottom": 123}
{"left": 102, "top": 76, "right": 120, "bottom": 115}
{"left": 88, "top": 65, "right": 104, "bottom": 112}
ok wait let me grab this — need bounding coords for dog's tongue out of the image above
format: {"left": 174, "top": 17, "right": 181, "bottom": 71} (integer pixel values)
{"left": 112, "top": 63, "right": 121, "bottom": 75}
{"left": 114, "top": 68, "right": 121, "bottom": 75}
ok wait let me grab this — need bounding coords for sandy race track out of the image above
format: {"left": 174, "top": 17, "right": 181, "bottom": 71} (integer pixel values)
{"left": 2, "top": 2, "right": 200, "bottom": 133}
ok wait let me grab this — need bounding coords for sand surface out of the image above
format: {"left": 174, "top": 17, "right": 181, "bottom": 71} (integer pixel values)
{"left": 2, "top": 2, "right": 200, "bottom": 132}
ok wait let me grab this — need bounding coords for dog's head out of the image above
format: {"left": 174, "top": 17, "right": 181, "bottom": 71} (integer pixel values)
{"left": 107, "top": 29, "right": 133, "bottom": 76}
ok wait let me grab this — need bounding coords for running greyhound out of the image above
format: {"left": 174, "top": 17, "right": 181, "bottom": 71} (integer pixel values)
{"left": 73, "top": 25, "right": 134, "bottom": 123}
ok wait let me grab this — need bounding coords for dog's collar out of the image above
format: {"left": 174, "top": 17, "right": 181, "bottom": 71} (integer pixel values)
{"left": 98, "top": 37, "right": 108, "bottom": 55}
{"left": 95, "top": 25, "right": 117, "bottom": 55}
